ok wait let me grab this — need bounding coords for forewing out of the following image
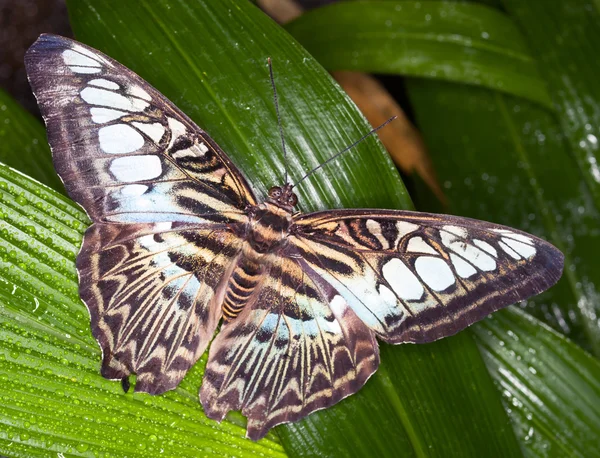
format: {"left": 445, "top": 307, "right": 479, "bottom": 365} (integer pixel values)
{"left": 25, "top": 34, "right": 256, "bottom": 225}
{"left": 78, "top": 222, "right": 243, "bottom": 393}
{"left": 200, "top": 255, "right": 379, "bottom": 440}
{"left": 293, "top": 209, "right": 564, "bottom": 343}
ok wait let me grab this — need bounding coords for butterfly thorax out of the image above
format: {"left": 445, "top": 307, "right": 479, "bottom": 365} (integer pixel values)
{"left": 246, "top": 201, "right": 293, "bottom": 253}
{"left": 245, "top": 185, "right": 296, "bottom": 254}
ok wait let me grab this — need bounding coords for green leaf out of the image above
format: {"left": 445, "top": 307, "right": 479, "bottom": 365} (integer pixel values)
{"left": 0, "top": 163, "right": 285, "bottom": 457}
{"left": 284, "top": 1, "right": 553, "bottom": 108}
{"left": 281, "top": 0, "right": 600, "bottom": 453}
{"left": 0, "top": 89, "right": 65, "bottom": 194}
{"left": 473, "top": 307, "right": 600, "bottom": 458}
{"left": 500, "top": 0, "right": 600, "bottom": 216}
{"left": 0, "top": 0, "right": 523, "bottom": 456}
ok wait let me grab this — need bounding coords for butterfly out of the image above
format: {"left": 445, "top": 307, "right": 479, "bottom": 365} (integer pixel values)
{"left": 25, "top": 34, "right": 564, "bottom": 441}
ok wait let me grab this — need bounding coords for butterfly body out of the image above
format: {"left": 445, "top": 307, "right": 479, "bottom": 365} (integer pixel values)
{"left": 25, "top": 34, "right": 564, "bottom": 440}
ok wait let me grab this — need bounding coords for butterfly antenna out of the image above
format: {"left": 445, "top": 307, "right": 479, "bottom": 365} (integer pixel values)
{"left": 294, "top": 116, "right": 397, "bottom": 187}
{"left": 268, "top": 58, "right": 289, "bottom": 185}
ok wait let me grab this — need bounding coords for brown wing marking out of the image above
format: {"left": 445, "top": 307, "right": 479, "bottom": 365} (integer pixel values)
{"left": 25, "top": 34, "right": 256, "bottom": 225}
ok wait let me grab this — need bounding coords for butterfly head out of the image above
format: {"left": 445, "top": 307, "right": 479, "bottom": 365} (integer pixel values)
{"left": 267, "top": 184, "right": 298, "bottom": 209}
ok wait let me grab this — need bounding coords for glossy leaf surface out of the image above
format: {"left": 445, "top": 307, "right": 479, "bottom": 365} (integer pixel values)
{"left": 474, "top": 307, "right": 600, "bottom": 458}
{"left": 0, "top": 162, "right": 286, "bottom": 457}
{"left": 285, "top": 1, "right": 552, "bottom": 108}
{"left": 0, "top": 88, "right": 63, "bottom": 193}
{"left": 0, "top": 0, "right": 522, "bottom": 456}
{"left": 501, "top": 0, "right": 600, "bottom": 212}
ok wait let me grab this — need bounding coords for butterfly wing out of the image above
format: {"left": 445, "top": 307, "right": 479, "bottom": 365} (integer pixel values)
{"left": 78, "top": 222, "right": 242, "bottom": 393}
{"left": 292, "top": 209, "right": 564, "bottom": 343}
{"left": 25, "top": 34, "right": 256, "bottom": 224}
{"left": 200, "top": 255, "right": 379, "bottom": 440}
{"left": 25, "top": 34, "right": 255, "bottom": 392}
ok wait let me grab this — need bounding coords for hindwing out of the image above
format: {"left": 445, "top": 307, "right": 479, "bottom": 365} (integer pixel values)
{"left": 292, "top": 209, "right": 564, "bottom": 343}
{"left": 200, "top": 255, "right": 379, "bottom": 440}
{"left": 78, "top": 222, "right": 243, "bottom": 393}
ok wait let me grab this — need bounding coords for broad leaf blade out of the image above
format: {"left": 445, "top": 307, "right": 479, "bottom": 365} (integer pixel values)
{"left": 285, "top": 1, "right": 552, "bottom": 108}
{"left": 0, "top": 88, "right": 64, "bottom": 193}
{"left": 500, "top": 0, "right": 600, "bottom": 214}
{"left": 0, "top": 0, "right": 521, "bottom": 456}
{"left": 0, "top": 163, "right": 286, "bottom": 457}
{"left": 474, "top": 307, "right": 600, "bottom": 458}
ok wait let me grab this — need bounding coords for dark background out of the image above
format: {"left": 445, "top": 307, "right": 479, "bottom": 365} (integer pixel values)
{"left": 0, "top": 0, "right": 71, "bottom": 114}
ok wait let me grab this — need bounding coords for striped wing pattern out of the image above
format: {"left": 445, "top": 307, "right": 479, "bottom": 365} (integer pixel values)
{"left": 78, "top": 222, "right": 242, "bottom": 393}
{"left": 26, "top": 34, "right": 564, "bottom": 442}
{"left": 293, "top": 210, "right": 564, "bottom": 344}
{"left": 201, "top": 255, "right": 379, "bottom": 439}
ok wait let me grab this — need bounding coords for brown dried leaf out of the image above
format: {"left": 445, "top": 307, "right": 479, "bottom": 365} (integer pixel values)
{"left": 333, "top": 71, "right": 445, "bottom": 203}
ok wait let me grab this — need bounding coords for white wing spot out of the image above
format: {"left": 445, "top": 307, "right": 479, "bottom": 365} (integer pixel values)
{"left": 129, "top": 85, "right": 152, "bottom": 101}
{"left": 121, "top": 184, "right": 148, "bottom": 197}
{"left": 377, "top": 284, "right": 399, "bottom": 310}
{"left": 88, "top": 78, "right": 119, "bottom": 90}
{"left": 133, "top": 122, "right": 165, "bottom": 143}
{"left": 68, "top": 66, "right": 101, "bottom": 74}
{"left": 494, "top": 229, "right": 535, "bottom": 245}
{"left": 167, "top": 117, "right": 187, "bottom": 147}
{"left": 441, "top": 229, "right": 496, "bottom": 271}
{"left": 442, "top": 225, "right": 468, "bottom": 238}
{"left": 330, "top": 295, "right": 347, "bottom": 316}
{"left": 391, "top": 221, "right": 420, "bottom": 249}
{"left": 110, "top": 155, "right": 162, "bottom": 182}
{"left": 71, "top": 43, "right": 109, "bottom": 64}
{"left": 198, "top": 142, "right": 209, "bottom": 154}
{"left": 172, "top": 149, "right": 197, "bottom": 159}
{"left": 499, "top": 241, "right": 521, "bottom": 260}
{"left": 415, "top": 256, "right": 456, "bottom": 292}
{"left": 407, "top": 236, "right": 438, "bottom": 255}
{"left": 321, "top": 315, "right": 342, "bottom": 334}
{"left": 99, "top": 124, "right": 144, "bottom": 154}
{"left": 502, "top": 237, "right": 536, "bottom": 259}
{"left": 397, "top": 221, "right": 419, "bottom": 237}
{"left": 473, "top": 239, "right": 498, "bottom": 257}
{"left": 90, "top": 107, "right": 127, "bottom": 124}
{"left": 62, "top": 49, "right": 101, "bottom": 68}
{"left": 449, "top": 254, "right": 477, "bottom": 278}
{"left": 382, "top": 258, "right": 424, "bottom": 301}
{"left": 80, "top": 87, "right": 149, "bottom": 112}
{"left": 366, "top": 219, "right": 390, "bottom": 249}
{"left": 155, "top": 222, "right": 173, "bottom": 232}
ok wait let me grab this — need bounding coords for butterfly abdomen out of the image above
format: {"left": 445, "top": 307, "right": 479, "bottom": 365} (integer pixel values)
{"left": 222, "top": 256, "right": 264, "bottom": 322}
{"left": 220, "top": 202, "right": 293, "bottom": 322}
